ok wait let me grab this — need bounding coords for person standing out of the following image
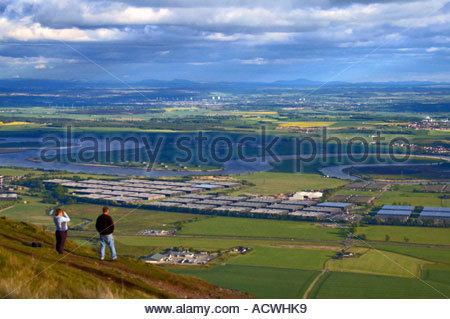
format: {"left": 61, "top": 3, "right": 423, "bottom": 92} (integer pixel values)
{"left": 53, "top": 208, "right": 70, "bottom": 254}
{"left": 95, "top": 206, "right": 118, "bottom": 261}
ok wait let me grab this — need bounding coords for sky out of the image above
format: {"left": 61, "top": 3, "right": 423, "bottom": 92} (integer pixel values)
{"left": 0, "top": 0, "right": 449, "bottom": 82}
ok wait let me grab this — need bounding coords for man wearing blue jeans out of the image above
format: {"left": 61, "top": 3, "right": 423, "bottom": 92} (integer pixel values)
{"left": 95, "top": 206, "right": 118, "bottom": 261}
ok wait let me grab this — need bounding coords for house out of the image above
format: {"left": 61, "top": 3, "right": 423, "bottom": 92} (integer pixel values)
{"left": 141, "top": 253, "right": 166, "bottom": 264}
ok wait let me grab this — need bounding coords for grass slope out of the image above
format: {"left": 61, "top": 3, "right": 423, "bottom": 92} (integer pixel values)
{"left": 0, "top": 217, "right": 247, "bottom": 299}
{"left": 1, "top": 198, "right": 208, "bottom": 233}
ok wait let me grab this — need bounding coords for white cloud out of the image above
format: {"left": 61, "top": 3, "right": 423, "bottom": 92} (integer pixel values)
{"left": 239, "top": 57, "right": 267, "bottom": 65}
{"left": 0, "top": 17, "right": 128, "bottom": 41}
{"left": 426, "top": 46, "right": 450, "bottom": 52}
{"left": 0, "top": 55, "right": 78, "bottom": 67}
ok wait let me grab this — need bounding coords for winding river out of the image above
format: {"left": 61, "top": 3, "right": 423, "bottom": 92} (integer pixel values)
{"left": 0, "top": 137, "right": 448, "bottom": 183}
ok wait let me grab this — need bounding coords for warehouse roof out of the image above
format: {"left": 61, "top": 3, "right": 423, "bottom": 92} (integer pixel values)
{"left": 376, "top": 209, "right": 412, "bottom": 216}
{"left": 317, "top": 202, "right": 353, "bottom": 208}
{"left": 422, "top": 207, "right": 450, "bottom": 213}
{"left": 382, "top": 205, "right": 415, "bottom": 211}
{"left": 419, "top": 212, "right": 450, "bottom": 218}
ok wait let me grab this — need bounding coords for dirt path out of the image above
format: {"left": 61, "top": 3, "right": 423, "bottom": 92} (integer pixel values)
{"left": 302, "top": 259, "right": 330, "bottom": 299}
{"left": 0, "top": 204, "right": 16, "bottom": 213}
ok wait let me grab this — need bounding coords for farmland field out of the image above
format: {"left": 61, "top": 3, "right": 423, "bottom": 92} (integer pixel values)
{"left": 367, "top": 244, "right": 450, "bottom": 264}
{"left": 227, "top": 245, "right": 334, "bottom": 270}
{"left": 355, "top": 225, "right": 450, "bottom": 245}
{"left": 374, "top": 187, "right": 448, "bottom": 207}
{"left": 309, "top": 271, "right": 450, "bottom": 298}
{"left": 229, "top": 172, "right": 347, "bottom": 195}
{"left": 179, "top": 216, "right": 346, "bottom": 241}
{"left": 327, "top": 249, "right": 429, "bottom": 277}
{"left": 172, "top": 264, "right": 319, "bottom": 298}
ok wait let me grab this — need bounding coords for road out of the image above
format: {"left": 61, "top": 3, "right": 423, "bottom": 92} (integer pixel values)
{"left": 69, "top": 230, "right": 450, "bottom": 249}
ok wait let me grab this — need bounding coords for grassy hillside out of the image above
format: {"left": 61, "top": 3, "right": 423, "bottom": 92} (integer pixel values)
{"left": 0, "top": 217, "right": 248, "bottom": 299}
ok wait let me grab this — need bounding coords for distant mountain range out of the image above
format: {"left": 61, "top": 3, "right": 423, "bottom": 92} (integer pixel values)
{"left": 0, "top": 78, "right": 448, "bottom": 90}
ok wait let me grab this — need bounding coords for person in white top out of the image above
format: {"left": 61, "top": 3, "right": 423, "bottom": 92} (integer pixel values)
{"left": 53, "top": 208, "right": 70, "bottom": 254}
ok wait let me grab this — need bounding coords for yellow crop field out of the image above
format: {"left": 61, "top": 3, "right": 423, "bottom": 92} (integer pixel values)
{"left": 0, "top": 121, "right": 32, "bottom": 125}
{"left": 279, "top": 121, "right": 336, "bottom": 128}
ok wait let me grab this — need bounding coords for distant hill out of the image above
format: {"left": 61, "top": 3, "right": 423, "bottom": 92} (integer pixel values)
{"left": 0, "top": 78, "right": 448, "bottom": 91}
{"left": 0, "top": 217, "right": 249, "bottom": 298}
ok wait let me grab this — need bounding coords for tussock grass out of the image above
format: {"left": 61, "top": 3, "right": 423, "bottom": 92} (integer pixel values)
{"left": 0, "top": 217, "right": 248, "bottom": 299}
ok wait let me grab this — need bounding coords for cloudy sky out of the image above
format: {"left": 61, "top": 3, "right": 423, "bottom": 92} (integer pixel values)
{"left": 0, "top": 0, "right": 449, "bottom": 82}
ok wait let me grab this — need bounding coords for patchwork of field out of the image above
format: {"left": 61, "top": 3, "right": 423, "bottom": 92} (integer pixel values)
{"left": 355, "top": 225, "right": 450, "bottom": 245}
{"left": 1, "top": 177, "right": 449, "bottom": 299}
{"left": 278, "top": 121, "right": 336, "bottom": 128}
{"left": 229, "top": 172, "right": 347, "bottom": 195}
{"left": 308, "top": 271, "right": 450, "bottom": 298}
{"left": 327, "top": 249, "right": 429, "bottom": 278}
{"left": 172, "top": 264, "right": 319, "bottom": 298}
{"left": 178, "top": 216, "right": 346, "bottom": 241}
{"left": 374, "top": 189, "right": 447, "bottom": 207}
{"left": 227, "top": 245, "right": 333, "bottom": 270}
{"left": 368, "top": 244, "right": 450, "bottom": 264}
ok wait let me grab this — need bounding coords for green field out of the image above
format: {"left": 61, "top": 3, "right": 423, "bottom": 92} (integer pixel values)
{"left": 227, "top": 245, "right": 333, "bottom": 270}
{"left": 103, "top": 235, "right": 342, "bottom": 258}
{"left": 179, "top": 216, "right": 346, "bottom": 241}
{"left": 422, "top": 265, "right": 450, "bottom": 286}
{"left": 355, "top": 225, "right": 450, "bottom": 245}
{"left": 172, "top": 264, "right": 319, "bottom": 298}
{"left": 230, "top": 172, "right": 347, "bottom": 195}
{"left": 327, "top": 249, "right": 429, "bottom": 277}
{"left": 374, "top": 190, "right": 448, "bottom": 207}
{"left": 368, "top": 244, "right": 450, "bottom": 264}
{"left": 309, "top": 271, "right": 450, "bottom": 298}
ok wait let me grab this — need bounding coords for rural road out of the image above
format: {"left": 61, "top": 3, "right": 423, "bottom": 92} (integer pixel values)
{"left": 69, "top": 230, "right": 450, "bottom": 249}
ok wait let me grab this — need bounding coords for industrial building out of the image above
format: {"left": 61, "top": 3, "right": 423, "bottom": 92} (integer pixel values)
{"left": 43, "top": 178, "right": 242, "bottom": 204}
{"left": 375, "top": 205, "right": 415, "bottom": 221}
{"left": 419, "top": 207, "right": 450, "bottom": 223}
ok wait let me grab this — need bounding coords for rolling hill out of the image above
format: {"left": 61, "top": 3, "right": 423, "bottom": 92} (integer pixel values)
{"left": 0, "top": 217, "right": 249, "bottom": 299}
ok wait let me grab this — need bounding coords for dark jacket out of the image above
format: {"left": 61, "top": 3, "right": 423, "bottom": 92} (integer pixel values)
{"left": 96, "top": 214, "right": 114, "bottom": 235}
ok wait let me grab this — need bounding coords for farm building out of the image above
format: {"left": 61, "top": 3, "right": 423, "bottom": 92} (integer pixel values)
{"left": 141, "top": 253, "right": 167, "bottom": 264}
